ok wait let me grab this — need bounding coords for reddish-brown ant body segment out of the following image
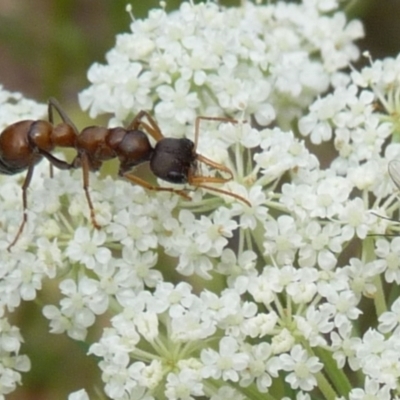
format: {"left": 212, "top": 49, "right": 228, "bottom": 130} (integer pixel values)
{"left": 0, "top": 100, "right": 78, "bottom": 249}
{"left": 2, "top": 98, "right": 249, "bottom": 249}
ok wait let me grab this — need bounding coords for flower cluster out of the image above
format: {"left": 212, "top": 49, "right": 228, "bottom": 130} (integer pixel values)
{"left": 79, "top": 0, "right": 363, "bottom": 131}
{"left": 3, "top": 1, "right": 400, "bottom": 400}
{"left": 0, "top": 86, "right": 46, "bottom": 130}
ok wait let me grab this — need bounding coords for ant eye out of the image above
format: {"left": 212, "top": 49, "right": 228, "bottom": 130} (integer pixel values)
{"left": 165, "top": 171, "right": 187, "bottom": 184}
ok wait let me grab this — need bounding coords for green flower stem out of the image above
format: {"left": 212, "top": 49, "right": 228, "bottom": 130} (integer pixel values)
{"left": 314, "top": 347, "right": 351, "bottom": 398}
{"left": 362, "top": 236, "right": 388, "bottom": 317}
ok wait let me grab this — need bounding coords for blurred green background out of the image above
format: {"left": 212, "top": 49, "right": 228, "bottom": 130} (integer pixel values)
{"left": 0, "top": 0, "right": 399, "bottom": 399}
{"left": 1, "top": 0, "right": 400, "bottom": 106}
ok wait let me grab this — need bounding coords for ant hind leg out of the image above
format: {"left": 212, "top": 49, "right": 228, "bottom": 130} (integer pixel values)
{"left": 7, "top": 162, "right": 35, "bottom": 250}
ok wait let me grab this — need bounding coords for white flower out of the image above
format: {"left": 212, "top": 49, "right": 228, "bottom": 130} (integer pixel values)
{"left": 341, "top": 258, "right": 385, "bottom": 298}
{"left": 239, "top": 343, "right": 279, "bottom": 392}
{"left": 150, "top": 281, "right": 196, "bottom": 317}
{"left": 348, "top": 377, "right": 391, "bottom": 400}
{"left": 42, "top": 305, "right": 82, "bottom": 340}
{"left": 338, "top": 198, "right": 374, "bottom": 240}
{"left": 108, "top": 209, "right": 157, "bottom": 251}
{"left": 279, "top": 345, "right": 323, "bottom": 391}
{"left": 330, "top": 321, "right": 361, "bottom": 371}
{"left": 43, "top": 277, "right": 108, "bottom": 340}
{"left": 195, "top": 208, "right": 238, "bottom": 256}
{"left": 68, "top": 389, "right": 90, "bottom": 400}
{"left": 271, "top": 329, "right": 296, "bottom": 355}
{"left": 242, "top": 312, "right": 278, "bottom": 338}
{"left": 375, "top": 238, "right": 400, "bottom": 284}
{"left": 201, "top": 337, "right": 249, "bottom": 382}
{"left": 298, "top": 221, "right": 343, "bottom": 269}
{"left": 0, "top": 86, "right": 46, "bottom": 129}
{"left": 264, "top": 215, "right": 304, "bottom": 265}
{"left": 216, "top": 249, "right": 257, "bottom": 281}
{"left": 165, "top": 370, "right": 204, "bottom": 400}
{"left": 66, "top": 227, "right": 111, "bottom": 269}
{"left": 155, "top": 78, "right": 200, "bottom": 124}
{"left": 325, "top": 288, "right": 362, "bottom": 328}
{"left": 294, "top": 305, "right": 334, "bottom": 347}
{"left": 209, "top": 386, "right": 245, "bottom": 400}
{"left": 129, "top": 359, "right": 163, "bottom": 390}
{"left": 378, "top": 298, "right": 400, "bottom": 334}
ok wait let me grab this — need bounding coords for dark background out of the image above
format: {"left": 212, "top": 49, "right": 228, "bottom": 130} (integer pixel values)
{"left": 1, "top": 0, "right": 399, "bottom": 399}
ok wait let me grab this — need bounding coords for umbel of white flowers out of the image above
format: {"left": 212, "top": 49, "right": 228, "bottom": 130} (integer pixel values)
{"left": 3, "top": 1, "right": 400, "bottom": 400}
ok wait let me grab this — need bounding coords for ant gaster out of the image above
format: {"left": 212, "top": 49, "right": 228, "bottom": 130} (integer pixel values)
{"left": 2, "top": 98, "right": 250, "bottom": 249}
{"left": 0, "top": 100, "right": 77, "bottom": 249}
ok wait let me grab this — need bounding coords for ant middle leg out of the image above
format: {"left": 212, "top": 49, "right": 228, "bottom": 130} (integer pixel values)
{"left": 80, "top": 153, "right": 101, "bottom": 229}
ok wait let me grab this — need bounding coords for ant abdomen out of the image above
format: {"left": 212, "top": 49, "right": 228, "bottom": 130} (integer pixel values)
{"left": 0, "top": 120, "right": 47, "bottom": 173}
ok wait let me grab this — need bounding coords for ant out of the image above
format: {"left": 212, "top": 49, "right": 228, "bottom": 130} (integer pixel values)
{"left": 0, "top": 100, "right": 77, "bottom": 250}
{"left": 67, "top": 102, "right": 251, "bottom": 227}
{"left": 1, "top": 98, "right": 249, "bottom": 249}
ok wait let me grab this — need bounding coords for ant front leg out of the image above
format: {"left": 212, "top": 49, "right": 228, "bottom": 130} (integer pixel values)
{"left": 123, "top": 171, "right": 192, "bottom": 200}
{"left": 7, "top": 162, "right": 35, "bottom": 250}
{"left": 194, "top": 116, "right": 238, "bottom": 149}
{"left": 196, "top": 154, "right": 233, "bottom": 182}
{"left": 189, "top": 174, "right": 251, "bottom": 207}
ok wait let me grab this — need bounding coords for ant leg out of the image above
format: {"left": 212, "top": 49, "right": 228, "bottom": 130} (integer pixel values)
{"left": 196, "top": 154, "right": 233, "bottom": 181}
{"left": 38, "top": 150, "right": 73, "bottom": 170}
{"left": 48, "top": 98, "right": 79, "bottom": 135}
{"left": 45, "top": 98, "right": 78, "bottom": 176}
{"left": 123, "top": 171, "right": 191, "bottom": 200}
{"left": 127, "top": 111, "right": 164, "bottom": 142}
{"left": 80, "top": 153, "right": 100, "bottom": 229}
{"left": 7, "top": 163, "right": 35, "bottom": 250}
{"left": 189, "top": 176, "right": 251, "bottom": 207}
{"left": 194, "top": 116, "right": 238, "bottom": 149}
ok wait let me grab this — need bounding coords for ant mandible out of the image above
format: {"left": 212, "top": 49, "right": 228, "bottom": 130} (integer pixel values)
{"left": 0, "top": 100, "right": 77, "bottom": 250}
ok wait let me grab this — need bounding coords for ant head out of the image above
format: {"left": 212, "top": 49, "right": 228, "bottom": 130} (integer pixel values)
{"left": 150, "top": 137, "right": 196, "bottom": 184}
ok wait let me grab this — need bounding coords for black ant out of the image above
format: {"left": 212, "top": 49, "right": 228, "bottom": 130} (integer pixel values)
{"left": 1, "top": 98, "right": 249, "bottom": 249}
